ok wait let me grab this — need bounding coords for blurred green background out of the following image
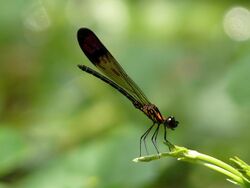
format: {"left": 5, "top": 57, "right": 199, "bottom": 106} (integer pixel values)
{"left": 1, "top": 1, "right": 250, "bottom": 188}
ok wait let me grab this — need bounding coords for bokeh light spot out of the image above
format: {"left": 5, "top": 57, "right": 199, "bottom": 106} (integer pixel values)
{"left": 90, "top": 0, "right": 129, "bottom": 33}
{"left": 223, "top": 7, "right": 250, "bottom": 41}
{"left": 143, "top": 1, "right": 177, "bottom": 35}
{"left": 23, "top": 1, "right": 50, "bottom": 32}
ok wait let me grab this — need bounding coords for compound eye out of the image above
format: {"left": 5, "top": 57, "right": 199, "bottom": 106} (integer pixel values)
{"left": 165, "top": 116, "right": 179, "bottom": 129}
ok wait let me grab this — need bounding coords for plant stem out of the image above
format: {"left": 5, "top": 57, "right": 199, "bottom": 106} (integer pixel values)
{"left": 133, "top": 144, "right": 250, "bottom": 187}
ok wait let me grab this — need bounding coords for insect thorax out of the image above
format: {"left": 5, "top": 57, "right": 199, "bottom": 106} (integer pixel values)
{"left": 136, "top": 103, "right": 165, "bottom": 123}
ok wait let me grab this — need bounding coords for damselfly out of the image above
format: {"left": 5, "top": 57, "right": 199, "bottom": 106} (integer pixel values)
{"left": 77, "top": 28, "right": 179, "bottom": 156}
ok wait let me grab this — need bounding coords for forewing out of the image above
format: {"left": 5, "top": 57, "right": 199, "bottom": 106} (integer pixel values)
{"left": 77, "top": 28, "right": 150, "bottom": 105}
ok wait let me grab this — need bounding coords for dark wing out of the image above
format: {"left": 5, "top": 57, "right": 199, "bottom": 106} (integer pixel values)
{"left": 77, "top": 28, "right": 150, "bottom": 105}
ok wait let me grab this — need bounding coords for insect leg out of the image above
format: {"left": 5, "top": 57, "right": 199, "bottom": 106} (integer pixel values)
{"left": 164, "top": 125, "right": 174, "bottom": 151}
{"left": 151, "top": 124, "right": 160, "bottom": 154}
{"left": 140, "top": 123, "right": 155, "bottom": 156}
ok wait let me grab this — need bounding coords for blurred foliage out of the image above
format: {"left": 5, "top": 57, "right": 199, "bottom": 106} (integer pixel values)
{"left": 0, "top": 1, "right": 250, "bottom": 188}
